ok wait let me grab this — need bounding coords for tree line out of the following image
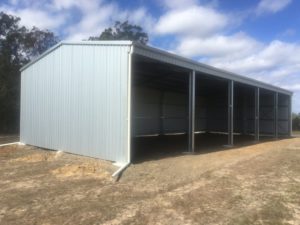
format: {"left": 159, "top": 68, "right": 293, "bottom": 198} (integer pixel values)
{"left": 0, "top": 12, "right": 148, "bottom": 134}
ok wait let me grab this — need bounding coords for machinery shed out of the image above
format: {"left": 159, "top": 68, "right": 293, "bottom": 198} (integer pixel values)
{"left": 20, "top": 41, "right": 293, "bottom": 165}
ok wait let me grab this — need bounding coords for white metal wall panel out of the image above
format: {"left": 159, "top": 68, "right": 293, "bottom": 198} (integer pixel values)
{"left": 20, "top": 43, "right": 130, "bottom": 163}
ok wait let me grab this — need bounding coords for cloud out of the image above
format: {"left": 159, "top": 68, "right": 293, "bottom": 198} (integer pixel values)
{"left": 65, "top": 4, "right": 155, "bottom": 41}
{"left": 51, "top": 0, "right": 78, "bottom": 10}
{"left": 176, "top": 32, "right": 261, "bottom": 58}
{"left": 1, "top": 0, "right": 155, "bottom": 41}
{"left": 127, "top": 7, "right": 155, "bottom": 32}
{"left": 208, "top": 40, "right": 300, "bottom": 75}
{"left": 256, "top": 0, "right": 292, "bottom": 14}
{"left": 47, "top": 0, "right": 156, "bottom": 40}
{"left": 0, "top": 6, "right": 66, "bottom": 30}
{"left": 161, "top": 0, "right": 199, "bottom": 9}
{"left": 64, "top": 1, "right": 117, "bottom": 40}
{"left": 154, "top": 5, "right": 228, "bottom": 37}
{"left": 283, "top": 84, "right": 300, "bottom": 91}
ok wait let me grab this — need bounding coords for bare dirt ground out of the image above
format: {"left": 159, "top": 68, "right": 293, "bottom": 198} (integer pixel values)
{"left": 0, "top": 138, "right": 300, "bottom": 225}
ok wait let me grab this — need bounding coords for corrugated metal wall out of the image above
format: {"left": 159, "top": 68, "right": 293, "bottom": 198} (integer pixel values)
{"left": 278, "top": 94, "right": 290, "bottom": 135}
{"left": 132, "top": 87, "right": 188, "bottom": 136}
{"left": 20, "top": 43, "right": 130, "bottom": 163}
{"left": 132, "top": 87, "right": 208, "bottom": 136}
{"left": 260, "top": 92, "right": 275, "bottom": 135}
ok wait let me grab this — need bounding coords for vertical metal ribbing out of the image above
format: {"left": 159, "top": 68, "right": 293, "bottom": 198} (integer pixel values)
{"left": 159, "top": 91, "right": 165, "bottom": 135}
{"left": 228, "top": 80, "right": 234, "bottom": 146}
{"left": 188, "top": 70, "right": 196, "bottom": 153}
{"left": 255, "top": 87, "right": 260, "bottom": 141}
{"left": 274, "top": 92, "right": 278, "bottom": 139}
{"left": 288, "top": 95, "right": 292, "bottom": 137}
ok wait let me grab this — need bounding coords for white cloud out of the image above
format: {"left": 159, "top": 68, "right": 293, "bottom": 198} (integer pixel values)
{"left": 155, "top": 5, "right": 228, "bottom": 37}
{"left": 128, "top": 8, "right": 155, "bottom": 32}
{"left": 1, "top": 0, "right": 155, "bottom": 41}
{"left": 0, "top": 6, "right": 66, "bottom": 30}
{"left": 65, "top": 4, "right": 155, "bottom": 41}
{"left": 176, "top": 32, "right": 261, "bottom": 58}
{"left": 209, "top": 40, "right": 300, "bottom": 75}
{"left": 283, "top": 84, "right": 300, "bottom": 91}
{"left": 51, "top": 0, "right": 78, "bottom": 10}
{"left": 256, "top": 0, "right": 292, "bottom": 14}
{"left": 112, "top": 7, "right": 155, "bottom": 34}
{"left": 65, "top": 2, "right": 116, "bottom": 40}
{"left": 161, "top": 0, "right": 199, "bottom": 9}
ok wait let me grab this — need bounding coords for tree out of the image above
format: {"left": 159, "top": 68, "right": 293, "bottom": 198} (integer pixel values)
{"left": 0, "top": 12, "right": 59, "bottom": 133}
{"left": 89, "top": 21, "right": 148, "bottom": 45}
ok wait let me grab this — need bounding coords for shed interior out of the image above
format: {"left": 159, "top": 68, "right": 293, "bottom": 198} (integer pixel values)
{"left": 131, "top": 54, "right": 291, "bottom": 162}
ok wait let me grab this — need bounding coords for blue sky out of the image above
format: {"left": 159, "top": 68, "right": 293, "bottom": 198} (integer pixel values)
{"left": 1, "top": 0, "right": 300, "bottom": 112}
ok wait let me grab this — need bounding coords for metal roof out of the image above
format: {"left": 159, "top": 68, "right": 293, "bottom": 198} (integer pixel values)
{"left": 21, "top": 40, "right": 292, "bottom": 95}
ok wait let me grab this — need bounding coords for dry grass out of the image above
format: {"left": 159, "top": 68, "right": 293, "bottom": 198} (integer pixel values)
{"left": 0, "top": 138, "right": 300, "bottom": 225}
{"left": 51, "top": 162, "right": 113, "bottom": 180}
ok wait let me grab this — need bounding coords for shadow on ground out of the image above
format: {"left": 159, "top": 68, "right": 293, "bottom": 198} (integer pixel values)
{"left": 132, "top": 133, "right": 293, "bottom": 163}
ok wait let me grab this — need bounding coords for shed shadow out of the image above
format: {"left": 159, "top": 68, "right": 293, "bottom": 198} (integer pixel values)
{"left": 131, "top": 133, "right": 291, "bottom": 164}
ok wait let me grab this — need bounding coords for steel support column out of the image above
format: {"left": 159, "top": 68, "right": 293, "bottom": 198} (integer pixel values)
{"left": 188, "top": 70, "right": 196, "bottom": 153}
{"left": 227, "top": 80, "right": 234, "bottom": 146}
{"left": 254, "top": 87, "right": 260, "bottom": 141}
{"left": 274, "top": 92, "right": 278, "bottom": 138}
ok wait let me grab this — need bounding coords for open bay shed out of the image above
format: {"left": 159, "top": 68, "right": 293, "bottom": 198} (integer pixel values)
{"left": 20, "top": 41, "right": 293, "bottom": 165}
